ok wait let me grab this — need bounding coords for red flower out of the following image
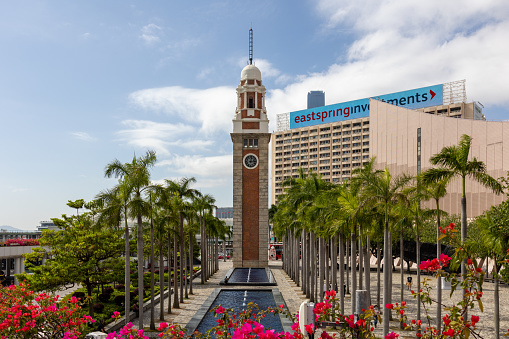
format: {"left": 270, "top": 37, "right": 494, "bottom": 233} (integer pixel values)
{"left": 385, "top": 303, "right": 394, "bottom": 309}
{"left": 476, "top": 267, "right": 483, "bottom": 273}
{"left": 443, "top": 328, "right": 455, "bottom": 337}
{"left": 215, "top": 306, "right": 225, "bottom": 314}
{"left": 467, "top": 259, "right": 473, "bottom": 265}
{"left": 448, "top": 222, "right": 455, "bottom": 230}
{"left": 471, "top": 315, "right": 480, "bottom": 326}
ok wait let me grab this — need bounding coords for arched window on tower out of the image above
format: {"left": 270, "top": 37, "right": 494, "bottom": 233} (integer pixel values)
{"left": 248, "top": 97, "right": 254, "bottom": 108}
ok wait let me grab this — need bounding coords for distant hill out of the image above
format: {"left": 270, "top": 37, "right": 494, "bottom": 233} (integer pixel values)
{"left": 0, "top": 226, "right": 23, "bottom": 232}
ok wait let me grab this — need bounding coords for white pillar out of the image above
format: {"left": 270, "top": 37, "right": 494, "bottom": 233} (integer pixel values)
{"left": 14, "top": 257, "right": 21, "bottom": 285}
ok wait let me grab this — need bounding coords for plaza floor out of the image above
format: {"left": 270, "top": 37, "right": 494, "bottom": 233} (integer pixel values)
{"left": 128, "top": 260, "right": 509, "bottom": 338}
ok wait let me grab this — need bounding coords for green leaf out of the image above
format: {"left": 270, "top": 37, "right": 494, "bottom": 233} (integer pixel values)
{"left": 437, "top": 233, "right": 447, "bottom": 241}
{"left": 477, "top": 299, "right": 483, "bottom": 312}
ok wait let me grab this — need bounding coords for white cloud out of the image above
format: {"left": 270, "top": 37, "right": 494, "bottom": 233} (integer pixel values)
{"left": 140, "top": 23, "right": 162, "bottom": 44}
{"left": 157, "top": 154, "right": 232, "bottom": 178}
{"left": 71, "top": 132, "right": 96, "bottom": 142}
{"left": 82, "top": 32, "right": 90, "bottom": 39}
{"left": 129, "top": 86, "right": 236, "bottom": 135}
{"left": 264, "top": 0, "right": 509, "bottom": 126}
{"left": 116, "top": 120, "right": 202, "bottom": 155}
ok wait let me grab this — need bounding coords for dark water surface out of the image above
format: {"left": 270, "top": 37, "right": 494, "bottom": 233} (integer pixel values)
{"left": 194, "top": 290, "right": 283, "bottom": 336}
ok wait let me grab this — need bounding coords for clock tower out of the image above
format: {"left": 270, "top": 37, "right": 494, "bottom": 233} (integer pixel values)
{"left": 231, "top": 29, "right": 270, "bottom": 268}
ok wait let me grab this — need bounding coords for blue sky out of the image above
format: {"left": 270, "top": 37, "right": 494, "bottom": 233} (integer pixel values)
{"left": 2, "top": 1, "right": 509, "bottom": 230}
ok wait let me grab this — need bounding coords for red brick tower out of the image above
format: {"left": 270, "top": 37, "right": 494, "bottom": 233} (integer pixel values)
{"left": 231, "top": 30, "right": 270, "bottom": 267}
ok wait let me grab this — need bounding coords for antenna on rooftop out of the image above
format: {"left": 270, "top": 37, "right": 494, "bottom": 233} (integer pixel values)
{"left": 249, "top": 27, "right": 253, "bottom": 65}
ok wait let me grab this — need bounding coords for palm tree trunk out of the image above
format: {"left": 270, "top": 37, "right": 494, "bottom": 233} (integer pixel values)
{"left": 461, "top": 194, "right": 467, "bottom": 313}
{"left": 359, "top": 231, "right": 363, "bottom": 290}
{"left": 389, "top": 230, "right": 393, "bottom": 320}
{"left": 200, "top": 217, "right": 206, "bottom": 284}
{"left": 179, "top": 214, "right": 184, "bottom": 304}
{"left": 184, "top": 237, "right": 188, "bottom": 299}
{"left": 339, "top": 234, "right": 345, "bottom": 314}
{"left": 296, "top": 235, "right": 300, "bottom": 286}
{"left": 376, "top": 241, "right": 381, "bottom": 308}
{"left": 222, "top": 239, "right": 226, "bottom": 262}
{"left": 214, "top": 236, "right": 219, "bottom": 273}
{"left": 399, "top": 228, "right": 404, "bottom": 329}
{"left": 400, "top": 228, "right": 404, "bottom": 304}
{"left": 173, "top": 233, "right": 179, "bottom": 308}
{"left": 299, "top": 230, "right": 306, "bottom": 291}
{"left": 416, "top": 228, "right": 421, "bottom": 323}
{"left": 346, "top": 239, "right": 350, "bottom": 295}
{"left": 136, "top": 214, "right": 144, "bottom": 330}
{"left": 364, "top": 234, "right": 370, "bottom": 303}
{"left": 124, "top": 217, "right": 130, "bottom": 325}
{"left": 150, "top": 218, "right": 155, "bottom": 330}
{"left": 304, "top": 232, "right": 309, "bottom": 298}
{"left": 351, "top": 231, "right": 357, "bottom": 315}
{"left": 319, "top": 237, "right": 324, "bottom": 302}
{"left": 325, "top": 239, "right": 330, "bottom": 292}
{"left": 189, "top": 232, "right": 194, "bottom": 295}
{"left": 383, "top": 220, "right": 390, "bottom": 336}
{"left": 494, "top": 256, "right": 500, "bottom": 338}
{"left": 159, "top": 236, "right": 165, "bottom": 321}
{"left": 436, "top": 211, "right": 441, "bottom": 334}
{"left": 310, "top": 232, "right": 316, "bottom": 302}
{"left": 167, "top": 233, "right": 172, "bottom": 314}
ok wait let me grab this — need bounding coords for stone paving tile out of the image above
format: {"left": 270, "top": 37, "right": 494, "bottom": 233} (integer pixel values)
{"left": 129, "top": 261, "right": 509, "bottom": 338}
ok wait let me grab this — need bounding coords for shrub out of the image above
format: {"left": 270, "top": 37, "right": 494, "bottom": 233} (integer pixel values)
{"left": 72, "top": 292, "right": 86, "bottom": 301}
{"left": 98, "top": 293, "right": 110, "bottom": 302}
{"left": 130, "top": 291, "right": 137, "bottom": 300}
{"left": 113, "top": 295, "right": 124, "bottom": 306}
{"left": 103, "top": 286, "right": 114, "bottom": 295}
{"left": 115, "top": 284, "right": 125, "bottom": 291}
{"left": 93, "top": 303, "right": 104, "bottom": 313}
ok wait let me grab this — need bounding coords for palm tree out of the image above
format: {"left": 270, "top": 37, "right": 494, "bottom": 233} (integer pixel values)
{"left": 362, "top": 167, "right": 411, "bottom": 336}
{"left": 104, "top": 150, "right": 157, "bottom": 329}
{"left": 193, "top": 194, "right": 215, "bottom": 284}
{"left": 422, "top": 134, "right": 503, "bottom": 279}
{"left": 96, "top": 182, "right": 135, "bottom": 325}
{"left": 165, "top": 177, "right": 200, "bottom": 304}
{"left": 419, "top": 175, "right": 448, "bottom": 333}
{"left": 472, "top": 200, "right": 509, "bottom": 338}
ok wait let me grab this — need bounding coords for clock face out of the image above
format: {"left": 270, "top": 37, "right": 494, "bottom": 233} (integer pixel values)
{"left": 243, "top": 154, "right": 259, "bottom": 169}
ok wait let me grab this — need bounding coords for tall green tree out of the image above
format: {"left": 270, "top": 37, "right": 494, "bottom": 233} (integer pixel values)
{"left": 96, "top": 183, "right": 135, "bottom": 323}
{"left": 470, "top": 200, "right": 509, "bottom": 338}
{"left": 165, "top": 177, "right": 200, "bottom": 305}
{"left": 193, "top": 194, "right": 215, "bottom": 284}
{"left": 104, "top": 150, "right": 157, "bottom": 328}
{"left": 362, "top": 167, "right": 411, "bottom": 336}
{"left": 20, "top": 212, "right": 124, "bottom": 318}
{"left": 422, "top": 134, "right": 503, "bottom": 279}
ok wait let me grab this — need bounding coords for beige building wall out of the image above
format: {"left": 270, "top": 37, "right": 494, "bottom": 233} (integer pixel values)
{"left": 369, "top": 99, "right": 508, "bottom": 217}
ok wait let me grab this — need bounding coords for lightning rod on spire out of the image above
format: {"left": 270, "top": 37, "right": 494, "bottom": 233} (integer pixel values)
{"left": 249, "top": 28, "right": 253, "bottom": 65}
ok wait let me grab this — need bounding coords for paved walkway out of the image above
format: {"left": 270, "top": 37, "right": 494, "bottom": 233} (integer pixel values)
{"left": 127, "top": 261, "right": 508, "bottom": 338}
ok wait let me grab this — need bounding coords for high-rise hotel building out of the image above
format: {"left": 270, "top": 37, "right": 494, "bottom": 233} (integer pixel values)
{"left": 271, "top": 80, "right": 508, "bottom": 217}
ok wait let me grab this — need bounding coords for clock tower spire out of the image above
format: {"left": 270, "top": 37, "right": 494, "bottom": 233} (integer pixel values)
{"left": 231, "top": 29, "right": 270, "bottom": 268}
